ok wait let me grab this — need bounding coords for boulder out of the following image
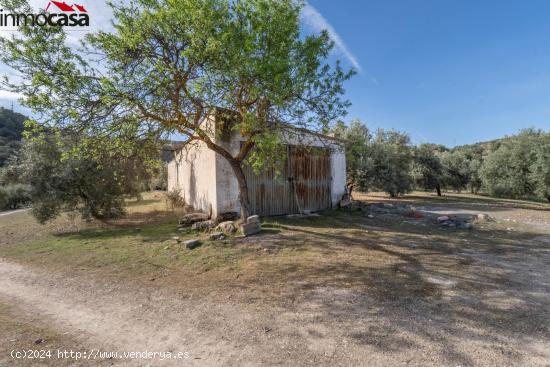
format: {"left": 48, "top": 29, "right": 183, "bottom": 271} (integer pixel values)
{"left": 179, "top": 213, "right": 209, "bottom": 226}
{"left": 216, "top": 212, "right": 238, "bottom": 223}
{"left": 240, "top": 221, "right": 261, "bottom": 236}
{"left": 216, "top": 221, "right": 237, "bottom": 234}
{"left": 477, "top": 213, "right": 490, "bottom": 221}
{"left": 191, "top": 220, "right": 215, "bottom": 231}
{"left": 247, "top": 215, "right": 260, "bottom": 224}
{"left": 184, "top": 239, "right": 201, "bottom": 249}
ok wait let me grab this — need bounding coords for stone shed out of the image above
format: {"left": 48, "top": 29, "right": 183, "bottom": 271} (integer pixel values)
{"left": 167, "top": 114, "right": 347, "bottom": 219}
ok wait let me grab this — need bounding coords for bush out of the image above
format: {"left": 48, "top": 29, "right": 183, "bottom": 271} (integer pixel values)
{"left": 0, "top": 183, "right": 31, "bottom": 210}
{"left": 165, "top": 189, "right": 185, "bottom": 209}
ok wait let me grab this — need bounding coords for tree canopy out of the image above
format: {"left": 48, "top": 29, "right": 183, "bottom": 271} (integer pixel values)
{"left": 0, "top": 0, "right": 353, "bottom": 220}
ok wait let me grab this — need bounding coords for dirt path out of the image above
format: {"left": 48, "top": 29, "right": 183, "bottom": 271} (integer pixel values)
{"left": 0, "top": 209, "right": 30, "bottom": 217}
{"left": 0, "top": 259, "right": 244, "bottom": 366}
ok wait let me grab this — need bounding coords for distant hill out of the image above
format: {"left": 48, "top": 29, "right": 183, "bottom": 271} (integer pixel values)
{"left": 0, "top": 107, "right": 28, "bottom": 166}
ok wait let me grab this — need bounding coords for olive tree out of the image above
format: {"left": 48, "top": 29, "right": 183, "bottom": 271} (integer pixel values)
{"left": 0, "top": 0, "right": 353, "bottom": 221}
{"left": 411, "top": 144, "right": 445, "bottom": 196}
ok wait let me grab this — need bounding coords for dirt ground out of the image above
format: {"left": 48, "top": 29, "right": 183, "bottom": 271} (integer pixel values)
{"left": 0, "top": 191, "right": 549, "bottom": 366}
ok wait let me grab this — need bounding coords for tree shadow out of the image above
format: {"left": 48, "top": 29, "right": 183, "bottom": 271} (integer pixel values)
{"left": 248, "top": 212, "right": 550, "bottom": 366}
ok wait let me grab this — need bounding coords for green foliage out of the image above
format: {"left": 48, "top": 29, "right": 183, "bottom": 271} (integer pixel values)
{"left": 439, "top": 150, "right": 471, "bottom": 191}
{"left": 331, "top": 118, "right": 370, "bottom": 193}
{"left": 5, "top": 131, "right": 152, "bottom": 223}
{"left": 0, "top": 183, "right": 31, "bottom": 210}
{"left": 0, "top": 107, "right": 27, "bottom": 166}
{"left": 0, "top": 0, "right": 353, "bottom": 219}
{"left": 480, "top": 129, "right": 542, "bottom": 199}
{"left": 411, "top": 144, "right": 444, "bottom": 194}
{"left": 530, "top": 136, "right": 550, "bottom": 202}
{"left": 360, "top": 129, "right": 413, "bottom": 197}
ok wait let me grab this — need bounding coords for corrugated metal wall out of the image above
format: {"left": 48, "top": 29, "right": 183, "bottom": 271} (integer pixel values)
{"left": 243, "top": 145, "right": 332, "bottom": 216}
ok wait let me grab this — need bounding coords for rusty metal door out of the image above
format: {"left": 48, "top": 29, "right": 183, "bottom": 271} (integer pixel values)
{"left": 243, "top": 145, "right": 332, "bottom": 216}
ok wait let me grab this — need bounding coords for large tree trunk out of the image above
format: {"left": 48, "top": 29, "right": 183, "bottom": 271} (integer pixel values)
{"left": 436, "top": 184, "right": 442, "bottom": 197}
{"left": 228, "top": 158, "right": 251, "bottom": 221}
{"left": 203, "top": 138, "right": 254, "bottom": 222}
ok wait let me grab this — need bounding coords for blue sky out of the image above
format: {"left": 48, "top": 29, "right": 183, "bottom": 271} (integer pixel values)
{"left": 2, "top": 0, "right": 550, "bottom": 146}
{"left": 304, "top": 0, "right": 550, "bottom": 146}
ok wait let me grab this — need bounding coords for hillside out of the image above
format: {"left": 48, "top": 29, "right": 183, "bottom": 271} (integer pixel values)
{"left": 0, "top": 107, "right": 27, "bottom": 166}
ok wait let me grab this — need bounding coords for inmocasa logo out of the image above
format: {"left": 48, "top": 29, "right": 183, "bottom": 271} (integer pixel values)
{"left": 0, "top": 1, "right": 90, "bottom": 28}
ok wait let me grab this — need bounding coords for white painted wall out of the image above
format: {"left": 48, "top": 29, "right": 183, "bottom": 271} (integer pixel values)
{"left": 167, "top": 118, "right": 218, "bottom": 216}
{"left": 330, "top": 149, "right": 347, "bottom": 206}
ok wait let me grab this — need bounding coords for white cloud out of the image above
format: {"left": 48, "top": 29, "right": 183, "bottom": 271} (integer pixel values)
{"left": 301, "top": 2, "right": 362, "bottom": 73}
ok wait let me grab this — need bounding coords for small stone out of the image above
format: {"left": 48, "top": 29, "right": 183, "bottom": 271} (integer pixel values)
{"left": 367, "top": 214, "right": 374, "bottom": 219}
{"left": 477, "top": 213, "right": 490, "bottom": 221}
{"left": 437, "top": 216, "right": 450, "bottom": 223}
{"left": 407, "top": 243, "right": 417, "bottom": 249}
{"left": 172, "top": 236, "right": 181, "bottom": 243}
{"left": 34, "top": 338, "right": 45, "bottom": 345}
{"left": 191, "top": 220, "right": 215, "bottom": 231}
{"left": 179, "top": 213, "right": 209, "bottom": 226}
{"left": 247, "top": 215, "right": 260, "bottom": 224}
{"left": 184, "top": 239, "right": 202, "bottom": 249}
{"left": 217, "top": 221, "right": 237, "bottom": 234}
{"left": 208, "top": 232, "right": 225, "bottom": 241}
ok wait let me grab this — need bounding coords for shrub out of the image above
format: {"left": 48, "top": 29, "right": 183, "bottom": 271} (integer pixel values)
{"left": 165, "top": 189, "right": 185, "bottom": 208}
{"left": 0, "top": 183, "right": 31, "bottom": 210}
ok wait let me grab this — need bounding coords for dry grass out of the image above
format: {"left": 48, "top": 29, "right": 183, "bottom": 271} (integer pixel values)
{"left": 1, "top": 191, "right": 549, "bottom": 366}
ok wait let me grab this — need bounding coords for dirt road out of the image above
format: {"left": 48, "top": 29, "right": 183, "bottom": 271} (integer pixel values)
{"left": 1, "top": 232, "right": 550, "bottom": 366}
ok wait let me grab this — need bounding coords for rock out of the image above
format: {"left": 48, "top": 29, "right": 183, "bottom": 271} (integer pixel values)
{"left": 172, "top": 236, "right": 181, "bottom": 243}
{"left": 216, "top": 221, "right": 237, "bottom": 234}
{"left": 34, "top": 338, "right": 45, "bottom": 345}
{"left": 240, "top": 221, "right": 261, "bottom": 236}
{"left": 191, "top": 220, "right": 215, "bottom": 231}
{"left": 367, "top": 214, "right": 374, "bottom": 219}
{"left": 247, "top": 215, "right": 260, "bottom": 224}
{"left": 383, "top": 203, "right": 394, "bottom": 208}
{"left": 407, "top": 243, "right": 418, "bottom": 249}
{"left": 179, "top": 213, "right": 209, "bottom": 226}
{"left": 216, "top": 212, "right": 238, "bottom": 223}
{"left": 184, "top": 239, "right": 201, "bottom": 249}
{"left": 208, "top": 232, "right": 225, "bottom": 241}
{"left": 437, "top": 215, "right": 450, "bottom": 223}
{"left": 460, "top": 222, "right": 473, "bottom": 229}
{"left": 477, "top": 213, "right": 490, "bottom": 221}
